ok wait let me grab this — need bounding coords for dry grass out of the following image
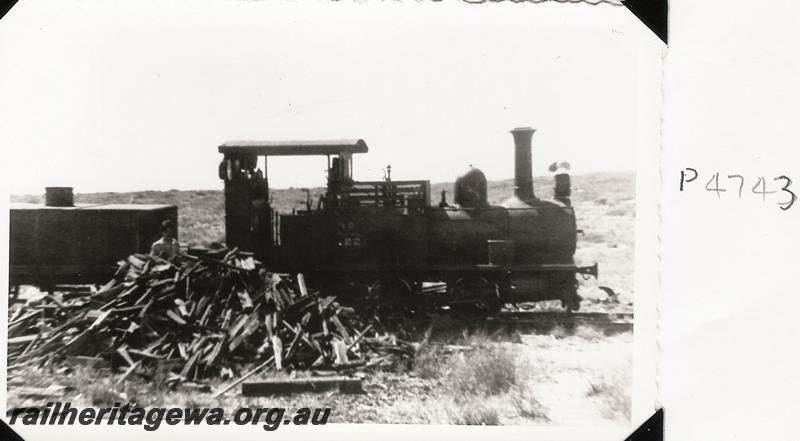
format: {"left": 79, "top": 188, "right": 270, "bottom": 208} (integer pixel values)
{"left": 450, "top": 401, "right": 500, "bottom": 425}
{"left": 413, "top": 344, "right": 448, "bottom": 380}
{"left": 510, "top": 386, "right": 549, "bottom": 421}
{"left": 414, "top": 337, "right": 519, "bottom": 399}
{"left": 408, "top": 333, "right": 550, "bottom": 425}
{"left": 586, "top": 371, "right": 632, "bottom": 421}
{"left": 544, "top": 324, "right": 608, "bottom": 342}
{"left": 573, "top": 325, "right": 607, "bottom": 342}
{"left": 550, "top": 324, "right": 570, "bottom": 339}
{"left": 449, "top": 345, "right": 517, "bottom": 399}
{"left": 606, "top": 206, "right": 632, "bottom": 217}
{"left": 88, "top": 381, "right": 123, "bottom": 407}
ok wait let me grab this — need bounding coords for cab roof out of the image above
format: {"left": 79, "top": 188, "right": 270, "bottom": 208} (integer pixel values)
{"left": 218, "top": 139, "right": 368, "bottom": 156}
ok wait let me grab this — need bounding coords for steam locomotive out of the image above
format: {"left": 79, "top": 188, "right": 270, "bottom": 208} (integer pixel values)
{"left": 218, "top": 128, "right": 597, "bottom": 311}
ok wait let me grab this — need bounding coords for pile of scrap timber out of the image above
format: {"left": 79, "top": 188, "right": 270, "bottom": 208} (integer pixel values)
{"left": 7, "top": 248, "right": 415, "bottom": 386}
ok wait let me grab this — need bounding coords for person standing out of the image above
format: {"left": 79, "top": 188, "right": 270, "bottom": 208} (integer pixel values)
{"left": 151, "top": 219, "right": 180, "bottom": 259}
{"left": 549, "top": 161, "right": 572, "bottom": 206}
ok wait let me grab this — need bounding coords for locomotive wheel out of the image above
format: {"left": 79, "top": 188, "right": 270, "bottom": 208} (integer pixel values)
{"left": 473, "top": 299, "right": 504, "bottom": 314}
{"left": 449, "top": 277, "right": 503, "bottom": 314}
{"left": 338, "top": 280, "right": 372, "bottom": 306}
{"left": 367, "top": 278, "right": 413, "bottom": 308}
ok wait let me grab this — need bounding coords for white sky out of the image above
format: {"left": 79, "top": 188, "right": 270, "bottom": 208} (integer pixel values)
{"left": 1, "top": 0, "right": 645, "bottom": 194}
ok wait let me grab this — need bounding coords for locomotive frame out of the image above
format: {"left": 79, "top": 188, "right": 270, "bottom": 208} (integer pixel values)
{"left": 218, "top": 128, "right": 597, "bottom": 311}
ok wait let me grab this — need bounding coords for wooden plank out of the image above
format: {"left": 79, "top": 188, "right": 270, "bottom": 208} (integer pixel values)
{"left": 228, "top": 312, "right": 261, "bottom": 352}
{"left": 212, "top": 356, "right": 274, "bottom": 398}
{"left": 282, "top": 326, "right": 304, "bottom": 364}
{"left": 329, "top": 315, "right": 351, "bottom": 344}
{"left": 194, "top": 295, "right": 210, "bottom": 318}
{"left": 128, "top": 255, "right": 146, "bottom": 269}
{"left": 272, "top": 336, "right": 284, "bottom": 370}
{"left": 149, "top": 278, "right": 175, "bottom": 290}
{"left": 199, "top": 301, "right": 214, "bottom": 326}
{"left": 174, "top": 299, "right": 189, "bottom": 317}
{"left": 188, "top": 335, "right": 208, "bottom": 353}
{"left": 319, "top": 304, "right": 329, "bottom": 336}
{"left": 118, "top": 285, "right": 141, "bottom": 300}
{"left": 8, "top": 310, "right": 38, "bottom": 329}
{"left": 220, "top": 308, "right": 233, "bottom": 330}
{"left": 332, "top": 338, "right": 349, "bottom": 365}
{"left": 145, "top": 334, "right": 168, "bottom": 352}
{"left": 113, "top": 262, "right": 131, "bottom": 279}
{"left": 20, "top": 333, "right": 41, "bottom": 357}
{"left": 179, "top": 351, "right": 202, "bottom": 378}
{"left": 138, "top": 296, "right": 155, "bottom": 319}
{"left": 17, "top": 384, "right": 67, "bottom": 398}
{"left": 67, "top": 355, "right": 109, "bottom": 369}
{"left": 234, "top": 257, "right": 256, "bottom": 270}
{"left": 128, "top": 349, "right": 162, "bottom": 360}
{"left": 347, "top": 324, "right": 374, "bottom": 350}
{"left": 115, "top": 360, "right": 141, "bottom": 385}
{"left": 223, "top": 246, "right": 239, "bottom": 262}
{"left": 177, "top": 343, "right": 188, "bottom": 360}
{"left": 227, "top": 313, "right": 248, "bottom": 339}
{"left": 116, "top": 347, "right": 136, "bottom": 366}
{"left": 319, "top": 296, "right": 337, "bottom": 311}
{"left": 8, "top": 335, "right": 38, "bottom": 346}
{"left": 332, "top": 360, "right": 367, "bottom": 370}
{"left": 133, "top": 288, "right": 153, "bottom": 306}
{"left": 21, "top": 315, "right": 85, "bottom": 359}
{"left": 241, "top": 377, "right": 363, "bottom": 396}
{"left": 281, "top": 320, "right": 317, "bottom": 351}
{"left": 111, "top": 305, "right": 146, "bottom": 314}
{"left": 284, "top": 295, "right": 315, "bottom": 317}
{"left": 180, "top": 382, "right": 211, "bottom": 393}
{"left": 166, "top": 309, "right": 187, "bottom": 325}
{"left": 237, "top": 290, "right": 253, "bottom": 311}
{"left": 203, "top": 337, "right": 226, "bottom": 365}
{"left": 56, "top": 328, "right": 95, "bottom": 356}
{"left": 277, "top": 286, "right": 294, "bottom": 307}
{"left": 297, "top": 273, "right": 308, "bottom": 297}
{"left": 264, "top": 314, "right": 274, "bottom": 339}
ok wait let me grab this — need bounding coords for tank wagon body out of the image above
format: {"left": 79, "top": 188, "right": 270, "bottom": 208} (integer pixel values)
{"left": 9, "top": 189, "right": 177, "bottom": 287}
{"left": 219, "top": 128, "right": 596, "bottom": 311}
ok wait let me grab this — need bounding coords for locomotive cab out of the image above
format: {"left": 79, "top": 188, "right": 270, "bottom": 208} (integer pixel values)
{"left": 218, "top": 139, "right": 370, "bottom": 263}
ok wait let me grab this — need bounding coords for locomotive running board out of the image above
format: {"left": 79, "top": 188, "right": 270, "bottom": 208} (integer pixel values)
{"left": 480, "top": 262, "right": 598, "bottom": 279}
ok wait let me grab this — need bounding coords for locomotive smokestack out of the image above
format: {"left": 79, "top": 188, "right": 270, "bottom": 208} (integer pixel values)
{"left": 511, "top": 127, "right": 536, "bottom": 201}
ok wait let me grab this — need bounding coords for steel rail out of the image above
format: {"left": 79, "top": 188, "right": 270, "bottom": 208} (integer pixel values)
{"left": 485, "top": 310, "right": 634, "bottom": 334}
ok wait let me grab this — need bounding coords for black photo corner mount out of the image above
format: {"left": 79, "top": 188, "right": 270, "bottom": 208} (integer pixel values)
{"left": 625, "top": 408, "right": 664, "bottom": 441}
{"left": 622, "top": 0, "right": 668, "bottom": 45}
{"left": 0, "top": 418, "right": 26, "bottom": 441}
{"left": 0, "top": 0, "right": 20, "bottom": 21}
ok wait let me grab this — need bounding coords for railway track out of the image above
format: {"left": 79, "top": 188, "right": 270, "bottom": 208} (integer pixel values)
{"left": 485, "top": 310, "right": 634, "bottom": 335}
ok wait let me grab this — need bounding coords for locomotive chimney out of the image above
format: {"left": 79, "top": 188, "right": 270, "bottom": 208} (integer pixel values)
{"left": 511, "top": 127, "right": 536, "bottom": 201}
